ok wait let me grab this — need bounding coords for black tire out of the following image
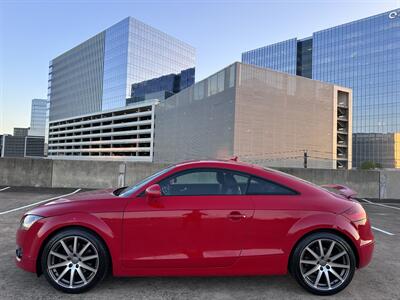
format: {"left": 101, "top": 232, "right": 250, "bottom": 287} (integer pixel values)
{"left": 290, "top": 232, "right": 356, "bottom": 296}
{"left": 41, "top": 228, "right": 110, "bottom": 293}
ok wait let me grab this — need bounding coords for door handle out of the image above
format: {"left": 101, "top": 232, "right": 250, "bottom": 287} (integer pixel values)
{"left": 228, "top": 211, "right": 246, "bottom": 221}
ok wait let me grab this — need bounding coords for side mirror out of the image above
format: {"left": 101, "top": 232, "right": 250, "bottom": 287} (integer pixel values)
{"left": 145, "top": 184, "right": 162, "bottom": 208}
{"left": 145, "top": 184, "right": 161, "bottom": 199}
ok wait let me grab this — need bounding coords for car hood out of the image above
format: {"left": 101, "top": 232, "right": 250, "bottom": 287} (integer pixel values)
{"left": 44, "top": 188, "right": 116, "bottom": 205}
{"left": 26, "top": 188, "right": 127, "bottom": 217}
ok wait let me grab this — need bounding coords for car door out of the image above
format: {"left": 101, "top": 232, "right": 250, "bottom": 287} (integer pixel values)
{"left": 246, "top": 176, "right": 302, "bottom": 272}
{"left": 122, "top": 168, "right": 254, "bottom": 269}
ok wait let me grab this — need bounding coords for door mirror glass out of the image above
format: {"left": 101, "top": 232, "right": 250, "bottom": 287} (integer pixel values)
{"left": 145, "top": 184, "right": 161, "bottom": 199}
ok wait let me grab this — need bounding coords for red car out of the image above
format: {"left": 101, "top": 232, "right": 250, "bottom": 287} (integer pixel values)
{"left": 16, "top": 159, "right": 374, "bottom": 295}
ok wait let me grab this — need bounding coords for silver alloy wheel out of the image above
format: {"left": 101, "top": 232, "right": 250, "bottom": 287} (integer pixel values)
{"left": 47, "top": 236, "right": 99, "bottom": 289}
{"left": 299, "top": 238, "right": 351, "bottom": 291}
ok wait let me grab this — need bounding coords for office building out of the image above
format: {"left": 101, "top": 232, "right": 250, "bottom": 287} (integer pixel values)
{"left": 242, "top": 9, "right": 400, "bottom": 168}
{"left": 2, "top": 99, "right": 48, "bottom": 157}
{"left": 28, "top": 99, "right": 48, "bottom": 137}
{"left": 13, "top": 128, "right": 29, "bottom": 137}
{"left": 48, "top": 17, "right": 195, "bottom": 121}
{"left": 153, "top": 63, "right": 352, "bottom": 169}
{"left": 0, "top": 132, "right": 45, "bottom": 158}
{"left": 127, "top": 67, "right": 195, "bottom": 105}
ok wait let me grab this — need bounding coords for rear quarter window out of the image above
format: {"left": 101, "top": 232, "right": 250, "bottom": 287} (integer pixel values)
{"left": 247, "top": 177, "right": 298, "bottom": 195}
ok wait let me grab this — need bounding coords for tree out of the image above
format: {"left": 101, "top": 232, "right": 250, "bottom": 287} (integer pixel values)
{"left": 360, "top": 161, "right": 381, "bottom": 170}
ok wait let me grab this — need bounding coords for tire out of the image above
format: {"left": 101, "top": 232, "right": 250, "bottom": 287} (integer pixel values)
{"left": 290, "top": 232, "right": 356, "bottom": 296}
{"left": 41, "top": 228, "right": 110, "bottom": 293}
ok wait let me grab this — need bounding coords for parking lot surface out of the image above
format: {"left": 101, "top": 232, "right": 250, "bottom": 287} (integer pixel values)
{"left": 0, "top": 187, "right": 399, "bottom": 299}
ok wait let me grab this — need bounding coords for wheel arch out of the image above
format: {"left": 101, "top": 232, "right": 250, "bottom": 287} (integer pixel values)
{"left": 36, "top": 225, "right": 112, "bottom": 276}
{"left": 287, "top": 228, "right": 360, "bottom": 272}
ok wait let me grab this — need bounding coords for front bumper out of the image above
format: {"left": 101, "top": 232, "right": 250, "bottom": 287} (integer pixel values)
{"left": 15, "top": 221, "right": 44, "bottom": 273}
{"left": 15, "top": 249, "right": 36, "bottom": 273}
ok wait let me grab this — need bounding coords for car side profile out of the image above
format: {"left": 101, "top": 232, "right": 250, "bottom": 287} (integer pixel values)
{"left": 15, "top": 159, "right": 374, "bottom": 295}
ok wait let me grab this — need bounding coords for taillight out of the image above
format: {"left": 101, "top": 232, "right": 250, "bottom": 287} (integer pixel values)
{"left": 342, "top": 202, "right": 374, "bottom": 244}
{"left": 342, "top": 202, "right": 366, "bottom": 222}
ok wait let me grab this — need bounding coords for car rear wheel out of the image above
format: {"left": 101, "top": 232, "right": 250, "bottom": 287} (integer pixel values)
{"left": 290, "top": 232, "right": 356, "bottom": 295}
{"left": 41, "top": 228, "right": 109, "bottom": 293}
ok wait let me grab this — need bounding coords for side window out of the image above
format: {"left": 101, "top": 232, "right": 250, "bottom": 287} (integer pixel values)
{"left": 159, "top": 169, "right": 249, "bottom": 196}
{"left": 247, "top": 177, "right": 297, "bottom": 195}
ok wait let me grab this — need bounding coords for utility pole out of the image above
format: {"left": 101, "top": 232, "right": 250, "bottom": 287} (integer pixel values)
{"left": 304, "top": 150, "right": 308, "bottom": 168}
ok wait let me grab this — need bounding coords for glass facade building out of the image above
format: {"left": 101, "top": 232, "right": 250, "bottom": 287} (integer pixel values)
{"left": 48, "top": 33, "right": 105, "bottom": 121}
{"left": 102, "top": 18, "right": 130, "bottom": 111}
{"left": 242, "top": 9, "right": 400, "bottom": 168}
{"left": 28, "top": 99, "right": 48, "bottom": 137}
{"left": 241, "top": 39, "right": 298, "bottom": 75}
{"left": 13, "top": 128, "right": 29, "bottom": 137}
{"left": 296, "top": 38, "right": 313, "bottom": 78}
{"left": 127, "top": 68, "right": 195, "bottom": 105}
{"left": 49, "top": 17, "right": 195, "bottom": 121}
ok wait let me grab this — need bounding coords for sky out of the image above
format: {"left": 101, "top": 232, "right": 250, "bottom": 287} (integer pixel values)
{"left": 0, "top": 0, "right": 399, "bottom": 134}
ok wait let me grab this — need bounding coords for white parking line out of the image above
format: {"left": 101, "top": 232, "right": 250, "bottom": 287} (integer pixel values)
{"left": 371, "top": 226, "right": 395, "bottom": 236}
{"left": 0, "top": 189, "right": 81, "bottom": 215}
{"left": 0, "top": 187, "right": 10, "bottom": 192}
{"left": 360, "top": 198, "right": 400, "bottom": 211}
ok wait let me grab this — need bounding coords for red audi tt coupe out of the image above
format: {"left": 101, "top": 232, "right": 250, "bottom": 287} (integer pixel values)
{"left": 16, "top": 159, "right": 374, "bottom": 295}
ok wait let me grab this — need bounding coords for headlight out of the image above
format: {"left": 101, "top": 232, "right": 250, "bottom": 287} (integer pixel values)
{"left": 20, "top": 215, "right": 43, "bottom": 230}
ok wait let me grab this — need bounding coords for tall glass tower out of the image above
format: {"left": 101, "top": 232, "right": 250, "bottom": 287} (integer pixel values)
{"left": 48, "top": 17, "right": 196, "bottom": 121}
{"left": 242, "top": 38, "right": 298, "bottom": 75}
{"left": 242, "top": 9, "right": 400, "bottom": 168}
{"left": 28, "top": 99, "right": 48, "bottom": 137}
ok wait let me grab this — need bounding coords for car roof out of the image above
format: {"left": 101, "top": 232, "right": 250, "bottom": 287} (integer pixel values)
{"left": 172, "top": 159, "right": 275, "bottom": 174}
{"left": 174, "top": 159, "right": 253, "bottom": 168}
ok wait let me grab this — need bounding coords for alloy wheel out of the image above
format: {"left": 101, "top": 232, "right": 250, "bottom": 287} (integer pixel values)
{"left": 299, "top": 238, "right": 351, "bottom": 291}
{"left": 47, "top": 236, "right": 99, "bottom": 289}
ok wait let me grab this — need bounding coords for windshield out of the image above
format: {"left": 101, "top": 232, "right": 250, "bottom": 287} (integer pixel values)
{"left": 119, "top": 166, "right": 173, "bottom": 197}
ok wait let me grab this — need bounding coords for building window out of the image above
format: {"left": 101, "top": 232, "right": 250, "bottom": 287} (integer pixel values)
{"left": 208, "top": 74, "right": 217, "bottom": 96}
{"left": 217, "top": 71, "right": 225, "bottom": 92}
{"left": 194, "top": 81, "right": 205, "bottom": 100}
{"left": 208, "top": 70, "right": 225, "bottom": 96}
{"left": 229, "top": 64, "right": 236, "bottom": 88}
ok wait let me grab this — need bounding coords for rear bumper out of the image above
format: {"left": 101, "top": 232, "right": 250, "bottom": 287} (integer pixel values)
{"left": 358, "top": 240, "right": 374, "bottom": 269}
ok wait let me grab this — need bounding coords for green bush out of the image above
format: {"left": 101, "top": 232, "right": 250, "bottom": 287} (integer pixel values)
{"left": 360, "top": 161, "right": 381, "bottom": 169}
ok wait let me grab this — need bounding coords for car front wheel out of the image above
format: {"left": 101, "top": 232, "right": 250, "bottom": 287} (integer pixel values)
{"left": 290, "top": 232, "right": 356, "bottom": 295}
{"left": 41, "top": 228, "right": 109, "bottom": 293}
